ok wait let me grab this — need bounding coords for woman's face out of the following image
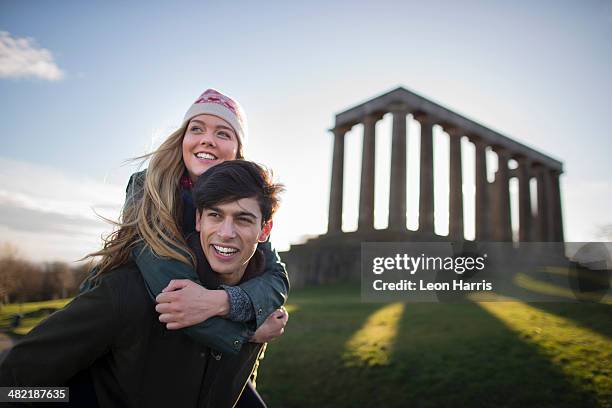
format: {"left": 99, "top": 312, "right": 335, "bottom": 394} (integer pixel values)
{"left": 182, "top": 114, "right": 239, "bottom": 181}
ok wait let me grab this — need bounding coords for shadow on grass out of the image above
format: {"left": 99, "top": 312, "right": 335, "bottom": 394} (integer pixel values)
{"left": 258, "top": 285, "right": 604, "bottom": 408}
{"left": 525, "top": 301, "right": 612, "bottom": 339}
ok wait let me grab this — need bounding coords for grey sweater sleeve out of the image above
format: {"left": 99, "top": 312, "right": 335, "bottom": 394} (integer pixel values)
{"left": 221, "top": 285, "right": 256, "bottom": 322}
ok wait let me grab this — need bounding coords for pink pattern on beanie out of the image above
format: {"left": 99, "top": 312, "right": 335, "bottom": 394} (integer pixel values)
{"left": 193, "top": 89, "right": 246, "bottom": 129}
{"left": 194, "top": 89, "right": 235, "bottom": 112}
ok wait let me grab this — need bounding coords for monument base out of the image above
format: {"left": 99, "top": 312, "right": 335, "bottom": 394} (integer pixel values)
{"left": 280, "top": 229, "right": 449, "bottom": 288}
{"left": 280, "top": 231, "right": 570, "bottom": 289}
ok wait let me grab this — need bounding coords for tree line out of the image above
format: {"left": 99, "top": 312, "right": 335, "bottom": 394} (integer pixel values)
{"left": 0, "top": 243, "right": 91, "bottom": 304}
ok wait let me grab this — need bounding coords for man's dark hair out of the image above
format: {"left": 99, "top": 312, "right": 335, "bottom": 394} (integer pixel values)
{"left": 192, "top": 160, "right": 284, "bottom": 224}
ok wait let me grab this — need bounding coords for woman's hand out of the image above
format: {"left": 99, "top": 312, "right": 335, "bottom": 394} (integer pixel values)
{"left": 155, "top": 279, "right": 230, "bottom": 330}
{"left": 250, "top": 306, "right": 289, "bottom": 343}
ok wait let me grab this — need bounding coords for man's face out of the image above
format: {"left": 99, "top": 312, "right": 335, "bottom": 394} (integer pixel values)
{"left": 196, "top": 197, "right": 272, "bottom": 284}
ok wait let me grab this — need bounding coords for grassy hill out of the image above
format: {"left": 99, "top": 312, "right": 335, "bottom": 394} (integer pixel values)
{"left": 2, "top": 285, "right": 610, "bottom": 407}
{"left": 256, "top": 284, "right": 611, "bottom": 408}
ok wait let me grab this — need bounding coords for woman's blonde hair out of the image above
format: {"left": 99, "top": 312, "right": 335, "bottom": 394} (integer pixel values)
{"left": 87, "top": 119, "right": 244, "bottom": 279}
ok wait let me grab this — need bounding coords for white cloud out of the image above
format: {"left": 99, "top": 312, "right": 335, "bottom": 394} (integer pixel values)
{"left": 0, "top": 225, "right": 101, "bottom": 263}
{"left": 0, "top": 157, "right": 125, "bottom": 261}
{"left": 0, "top": 31, "right": 64, "bottom": 81}
{"left": 0, "top": 157, "right": 124, "bottom": 216}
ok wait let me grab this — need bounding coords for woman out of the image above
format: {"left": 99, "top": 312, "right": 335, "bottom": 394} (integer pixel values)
{"left": 86, "top": 88, "right": 289, "bottom": 407}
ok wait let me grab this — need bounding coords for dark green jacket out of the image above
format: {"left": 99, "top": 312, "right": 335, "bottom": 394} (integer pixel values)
{"left": 0, "top": 249, "right": 266, "bottom": 407}
{"left": 133, "top": 241, "right": 285, "bottom": 354}
{"left": 86, "top": 169, "right": 289, "bottom": 354}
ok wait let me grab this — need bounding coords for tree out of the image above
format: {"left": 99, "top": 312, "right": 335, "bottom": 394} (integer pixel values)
{"left": 42, "top": 262, "right": 73, "bottom": 299}
{"left": 16, "top": 263, "right": 44, "bottom": 302}
{"left": 0, "top": 243, "right": 21, "bottom": 304}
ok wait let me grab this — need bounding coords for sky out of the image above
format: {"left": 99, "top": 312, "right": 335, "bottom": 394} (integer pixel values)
{"left": 1, "top": 0, "right": 611, "bottom": 262}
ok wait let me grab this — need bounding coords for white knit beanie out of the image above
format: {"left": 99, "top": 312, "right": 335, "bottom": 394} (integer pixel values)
{"left": 183, "top": 89, "right": 248, "bottom": 145}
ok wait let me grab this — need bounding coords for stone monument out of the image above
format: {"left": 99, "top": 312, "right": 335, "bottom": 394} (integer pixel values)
{"left": 281, "top": 87, "right": 564, "bottom": 287}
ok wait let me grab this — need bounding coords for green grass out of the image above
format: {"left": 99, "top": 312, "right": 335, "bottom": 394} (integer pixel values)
{"left": 257, "top": 284, "right": 612, "bottom": 408}
{"left": 0, "top": 299, "right": 71, "bottom": 316}
{"left": 1, "top": 287, "right": 610, "bottom": 407}
{"left": 0, "top": 298, "right": 71, "bottom": 334}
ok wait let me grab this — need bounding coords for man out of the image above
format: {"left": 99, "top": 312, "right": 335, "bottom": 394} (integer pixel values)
{"left": 0, "top": 160, "right": 286, "bottom": 407}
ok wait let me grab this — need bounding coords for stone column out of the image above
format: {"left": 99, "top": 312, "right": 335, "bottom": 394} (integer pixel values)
{"left": 328, "top": 127, "right": 347, "bottom": 233}
{"left": 517, "top": 156, "right": 533, "bottom": 242}
{"left": 472, "top": 137, "right": 490, "bottom": 241}
{"left": 358, "top": 114, "right": 380, "bottom": 231}
{"left": 492, "top": 146, "right": 512, "bottom": 241}
{"left": 416, "top": 113, "right": 435, "bottom": 234}
{"left": 447, "top": 127, "right": 464, "bottom": 240}
{"left": 535, "top": 165, "right": 549, "bottom": 241}
{"left": 551, "top": 170, "right": 564, "bottom": 242}
{"left": 544, "top": 168, "right": 556, "bottom": 241}
{"left": 388, "top": 105, "right": 408, "bottom": 229}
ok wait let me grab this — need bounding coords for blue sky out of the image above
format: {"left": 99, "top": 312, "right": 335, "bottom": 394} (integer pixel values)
{"left": 1, "top": 1, "right": 611, "bottom": 261}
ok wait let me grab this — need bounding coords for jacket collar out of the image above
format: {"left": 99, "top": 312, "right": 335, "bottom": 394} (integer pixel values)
{"left": 186, "top": 233, "right": 265, "bottom": 288}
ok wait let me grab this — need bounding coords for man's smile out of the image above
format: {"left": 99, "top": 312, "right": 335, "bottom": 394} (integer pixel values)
{"left": 211, "top": 244, "right": 239, "bottom": 258}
